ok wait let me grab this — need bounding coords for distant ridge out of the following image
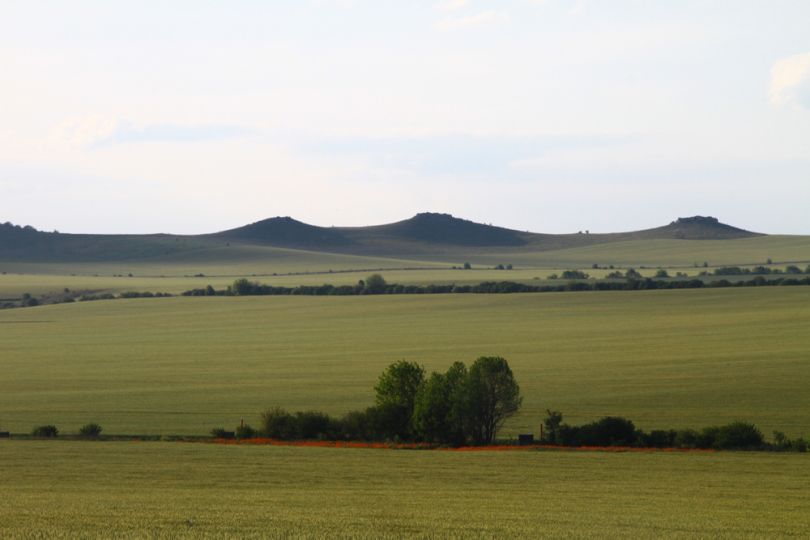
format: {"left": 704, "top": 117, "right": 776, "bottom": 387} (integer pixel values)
{"left": 0, "top": 214, "right": 762, "bottom": 262}
{"left": 357, "top": 213, "right": 527, "bottom": 246}
{"left": 217, "top": 216, "right": 353, "bottom": 247}
{"left": 629, "top": 216, "right": 759, "bottom": 241}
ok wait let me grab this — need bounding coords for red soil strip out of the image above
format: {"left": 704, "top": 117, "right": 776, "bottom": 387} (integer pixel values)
{"left": 206, "top": 438, "right": 715, "bottom": 453}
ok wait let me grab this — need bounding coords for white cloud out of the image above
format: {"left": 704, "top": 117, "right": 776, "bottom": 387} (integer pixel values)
{"left": 770, "top": 52, "right": 810, "bottom": 108}
{"left": 50, "top": 118, "right": 255, "bottom": 148}
{"left": 435, "top": 10, "right": 508, "bottom": 30}
{"left": 435, "top": 0, "right": 469, "bottom": 11}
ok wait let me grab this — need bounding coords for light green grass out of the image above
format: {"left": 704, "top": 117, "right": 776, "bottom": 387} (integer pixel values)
{"left": 507, "top": 235, "right": 810, "bottom": 268}
{"left": 0, "top": 440, "right": 807, "bottom": 538}
{"left": 1, "top": 263, "right": 805, "bottom": 300}
{"left": 2, "top": 235, "right": 808, "bottom": 279}
{"left": 0, "top": 243, "right": 449, "bottom": 277}
{"left": 1, "top": 287, "right": 809, "bottom": 437}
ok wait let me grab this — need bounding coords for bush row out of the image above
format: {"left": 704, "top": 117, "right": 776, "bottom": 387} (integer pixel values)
{"left": 213, "top": 357, "right": 522, "bottom": 446}
{"left": 541, "top": 411, "right": 807, "bottom": 451}
{"left": 29, "top": 423, "right": 103, "bottom": 438}
{"left": 184, "top": 275, "right": 810, "bottom": 298}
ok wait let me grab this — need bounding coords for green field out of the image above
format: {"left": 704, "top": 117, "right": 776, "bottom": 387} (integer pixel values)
{"left": 1, "top": 440, "right": 807, "bottom": 538}
{"left": 2, "top": 287, "right": 809, "bottom": 438}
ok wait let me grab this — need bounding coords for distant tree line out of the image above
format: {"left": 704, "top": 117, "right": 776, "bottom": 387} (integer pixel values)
{"left": 182, "top": 274, "right": 810, "bottom": 298}
{"left": 1, "top": 290, "right": 173, "bottom": 310}
{"left": 541, "top": 411, "right": 807, "bottom": 452}
{"left": 215, "top": 357, "right": 522, "bottom": 446}
{"left": 712, "top": 265, "right": 809, "bottom": 276}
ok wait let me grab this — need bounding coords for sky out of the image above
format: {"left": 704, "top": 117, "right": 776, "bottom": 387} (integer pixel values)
{"left": 1, "top": 0, "right": 809, "bottom": 235}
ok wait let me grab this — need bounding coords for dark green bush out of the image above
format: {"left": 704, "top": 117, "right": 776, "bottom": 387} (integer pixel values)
{"left": 32, "top": 425, "right": 58, "bottom": 437}
{"left": 714, "top": 421, "right": 764, "bottom": 450}
{"left": 235, "top": 423, "right": 257, "bottom": 439}
{"left": 79, "top": 423, "right": 102, "bottom": 437}
{"left": 210, "top": 427, "right": 231, "bottom": 438}
{"left": 294, "top": 411, "right": 336, "bottom": 439}
{"left": 261, "top": 407, "right": 298, "bottom": 439}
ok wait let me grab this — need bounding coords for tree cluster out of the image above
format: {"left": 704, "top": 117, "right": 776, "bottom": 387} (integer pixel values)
{"left": 541, "top": 411, "right": 807, "bottom": 451}
{"left": 222, "top": 357, "right": 522, "bottom": 446}
{"left": 713, "top": 265, "right": 809, "bottom": 276}
{"left": 184, "top": 275, "right": 810, "bottom": 300}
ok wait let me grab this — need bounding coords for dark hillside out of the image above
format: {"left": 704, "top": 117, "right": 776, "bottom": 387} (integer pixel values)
{"left": 215, "top": 216, "right": 353, "bottom": 247}
{"left": 352, "top": 213, "right": 527, "bottom": 246}
{"left": 635, "top": 216, "right": 759, "bottom": 240}
{"left": 0, "top": 214, "right": 767, "bottom": 264}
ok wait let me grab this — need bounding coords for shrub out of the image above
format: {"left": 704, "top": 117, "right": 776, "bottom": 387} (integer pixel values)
{"left": 210, "top": 428, "right": 231, "bottom": 438}
{"left": 235, "top": 423, "right": 257, "bottom": 439}
{"left": 32, "top": 425, "right": 58, "bottom": 437}
{"left": 261, "top": 407, "right": 297, "bottom": 439}
{"left": 578, "top": 416, "right": 637, "bottom": 446}
{"left": 79, "top": 423, "right": 103, "bottom": 438}
{"left": 641, "top": 429, "right": 677, "bottom": 448}
{"left": 294, "top": 411, "right": 336, "bottom": 439}
{"left": 714, "top": 421, "right": 764, "bottom": 450}
{"left": 674, "top": 429, "right": 700, "bottom": 448}
{"left": 561, "top": 270, "right": 589, "bottom": 280}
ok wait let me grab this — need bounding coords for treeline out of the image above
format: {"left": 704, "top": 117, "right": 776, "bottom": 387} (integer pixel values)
{"left": 184, "top": 274, "right": 810, "bottom": 298}
{"left": 1, "top": 290, "right": 173, "bottom": 309}
{"left": 713, "top": 265, "right": 809, "bottom": 276}
{"left": 541, "top": 411, "right": 807, "bottom": 451}
{"left": 215, "top": 357, "right": 522, "bottom": 446}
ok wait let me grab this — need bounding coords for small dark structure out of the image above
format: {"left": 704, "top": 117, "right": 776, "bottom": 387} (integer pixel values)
{"left": 0, "top": 432, "right": 10, "bottom": 438}
{"left": 220, "top": 431, "right": 235, "bottom": 440}
{"left": 518, "top": 433, "right": 534, "bottom": 446}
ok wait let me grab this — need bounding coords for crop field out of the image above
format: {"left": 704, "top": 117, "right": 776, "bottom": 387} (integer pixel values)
{"left": 0, "top": 440, "right": 807, "bottom": 538}
{"left": 1, "top": 286, "right": 809, "bottom": 438}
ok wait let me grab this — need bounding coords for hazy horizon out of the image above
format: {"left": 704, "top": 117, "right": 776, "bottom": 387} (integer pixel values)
{"left": 2, "top": 1, "right": 809, "bottom": 235}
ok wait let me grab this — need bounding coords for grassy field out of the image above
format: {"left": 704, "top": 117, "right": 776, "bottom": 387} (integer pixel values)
{"left": 0, "top": 440, "right": 807, "bottom": 538}
{"left": 1, "top": 287, "right": 809, "bottom": 438}
{"left": 1, "top": 263, "right": 807, "bottom": 301}
{"left": 2, "top": 234, "right": 809, "bottom": 278}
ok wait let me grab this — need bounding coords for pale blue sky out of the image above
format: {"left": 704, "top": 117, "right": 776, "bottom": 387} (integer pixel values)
{"left": 1, "top": 1, "right": 809, "bottom": 234}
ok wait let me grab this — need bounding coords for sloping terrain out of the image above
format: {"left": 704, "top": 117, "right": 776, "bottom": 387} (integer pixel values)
{"left": 1, "top": 213, "right": 764, "bottom": 266}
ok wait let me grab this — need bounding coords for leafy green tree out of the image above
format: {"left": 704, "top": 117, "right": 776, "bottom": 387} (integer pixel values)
{"left": 374, "top": 360, "right": 425, "bottom": 438}
{"left": 655, "top": 269, "right": 669, "bottom": 278}
{"left": 79, "top": 423, "right": 102, "bottom": 437}
{"left": 542, "top": 409, "right": 563, "bottom": 443}
{"left": 461, "top": 356, "right": 522, "bottom": 444}
{"left": 364, "top": 274, "right": 387, "bottom": 294}
{"left": 230, "top": 278, "right": 256, "bottom": 295}
{"left": 413, "top": 362, "right": 467, "bottom": 444}
{"left": 31, "top": 425, "right": 58, "bottom": 437}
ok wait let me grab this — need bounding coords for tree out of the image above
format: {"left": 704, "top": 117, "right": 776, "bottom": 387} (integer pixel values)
{"left": 463, "top": 262, "right": 471, "bottom": 270}
{"left": 79, "top": 423, "right": 103, "bottom": 437}
{"left": 413, "top": 362, "right": 467, "bottom": 444}
{"left": 32, "top": 425, "right": 58, "bottom": 437}
{"left": 230, "top": 278, "right": 256, "bottom": 295}
{"left": 655, "top": 269, "right": 669, "bottom": 278}
{"left": 374, "top": 360, "right": 425, "bottom": 438}
{"left": 461, "top": 356, "right": 522, "bottom": 444}
{"left": 364, "top": 274, "right": 387, "bottom": 294}
{"left": 542, "top": 409, "right": 563, "bottom": 443}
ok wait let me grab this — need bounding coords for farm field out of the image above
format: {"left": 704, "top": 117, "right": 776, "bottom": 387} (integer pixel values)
{"left": 0, "top": 440, "right": 808, "bottom": 538}
{"left": 1, "top": 287, "right": 809, "bottom": 438}
{"left": 0, "top": 266, "right": 741, "bottom": 299}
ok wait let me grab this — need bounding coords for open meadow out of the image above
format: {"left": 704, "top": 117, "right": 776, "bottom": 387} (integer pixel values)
{"left": 1, "top": 440, "right": 808, "bottom": 538}
{"left": 1, "top": 286, "right": 809, "bottom": 438}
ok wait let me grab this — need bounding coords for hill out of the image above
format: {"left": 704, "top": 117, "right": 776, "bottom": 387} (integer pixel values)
{"left": 0, "top": 214, "right": 780, "bottom": 271}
